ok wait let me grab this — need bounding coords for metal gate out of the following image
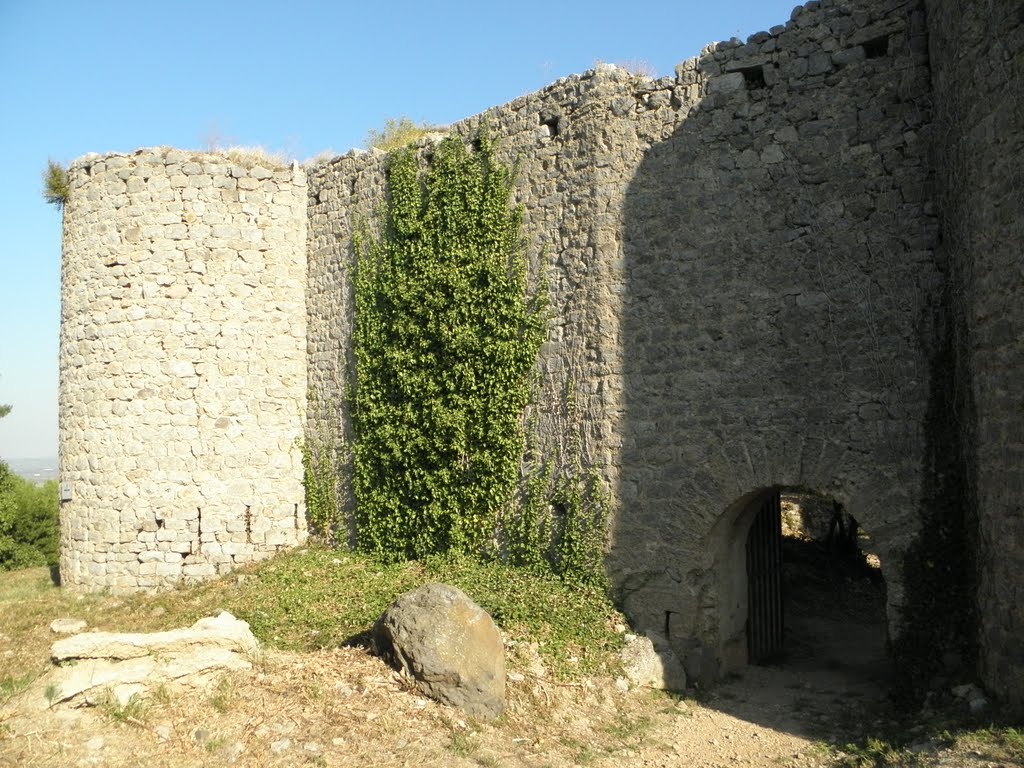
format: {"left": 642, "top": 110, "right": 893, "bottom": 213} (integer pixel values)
{"left": 746, "top": 487, "right": 783, "bottom": 664}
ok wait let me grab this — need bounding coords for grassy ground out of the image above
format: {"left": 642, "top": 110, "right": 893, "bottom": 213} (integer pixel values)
{"left": 0, "top": 545, "right": 624, "bottom": 710}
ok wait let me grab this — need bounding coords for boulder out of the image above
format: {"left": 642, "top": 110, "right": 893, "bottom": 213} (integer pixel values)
{"left": 619, "top": 631, "right": 687, "bottom": 691}
{"left": 373, "top": 583, "right": 505, "bottom": 719}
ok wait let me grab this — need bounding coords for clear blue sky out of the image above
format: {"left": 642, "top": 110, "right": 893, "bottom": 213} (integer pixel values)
{"left": 0, "top": 0, "right": 798, "bottom": 460}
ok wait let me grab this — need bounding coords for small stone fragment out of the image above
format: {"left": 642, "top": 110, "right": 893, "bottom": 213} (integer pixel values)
{"left": 50, "top": 618, "right": 87, "bottom": 635}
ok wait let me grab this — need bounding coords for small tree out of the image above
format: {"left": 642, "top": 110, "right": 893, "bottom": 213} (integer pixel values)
{"left": 42, "top": 160, "right": 69, "bottom": 210}
{"left": 0, "top": 405, "right": 60, "bottom": 571}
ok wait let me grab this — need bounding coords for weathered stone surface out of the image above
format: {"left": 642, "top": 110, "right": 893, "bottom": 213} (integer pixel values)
{"left": 51, "top": 611, "right": 258, "bottom": 661}
{"left": 59, "top": 147, "right": 308, "bottom": 592}
{"left": 14, "top": 612, "right": 257, "bottom": 711}
{"left": 373, "top": 584, "right": 505, "bottom": 719}
{"left": 927, "top": 0, "right": 1024, "bottom": 710}
{"left": 619, "top": 631, "right": 687, "bottom": 691}
{"left": 307, "top": 0, "right": 939, "bottom": 685}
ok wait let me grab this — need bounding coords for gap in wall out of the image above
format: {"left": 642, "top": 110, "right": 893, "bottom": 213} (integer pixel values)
{"left": 776, "top": 490, "right": 890, "bottom": 689}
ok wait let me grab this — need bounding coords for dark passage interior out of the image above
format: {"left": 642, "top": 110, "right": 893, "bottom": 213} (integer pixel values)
{"left": 746, "top": 489, "right": 891, "bottom": 689}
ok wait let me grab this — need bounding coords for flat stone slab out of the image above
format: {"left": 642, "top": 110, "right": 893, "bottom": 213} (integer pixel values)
{"left": 50, "top": 618, "right": 88, "bottom": 635}
{"left": 12, "top": 612, "right": 258, "bottom": 711}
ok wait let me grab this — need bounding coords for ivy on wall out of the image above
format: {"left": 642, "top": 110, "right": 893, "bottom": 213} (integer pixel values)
{"left": 505, "top": 460, "right": 610, "bottom": 588}
{"left": 351, "top": 128, "right": 546, "bottom": 561}
{"left": 299, "top": 423, "right": 347, "bottom": 546}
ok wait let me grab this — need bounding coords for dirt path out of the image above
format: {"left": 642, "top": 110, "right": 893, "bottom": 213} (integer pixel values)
{"left": 3, "top": 643, "right": 1019, "bottom": 768}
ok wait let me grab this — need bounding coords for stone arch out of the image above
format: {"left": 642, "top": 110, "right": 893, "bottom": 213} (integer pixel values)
{"left": 712, "top": 486, "right": 781, "bottom": 674}
{"left": 709, "top": 484, "right": 892, "bottom": 681}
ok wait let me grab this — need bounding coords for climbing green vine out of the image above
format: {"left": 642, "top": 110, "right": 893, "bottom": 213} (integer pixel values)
{"left": 352, "top": 127, "right": 545, "bottom": 561}
{"left": 504, "top": 461, "right": 610, "bottom": 588}
{"left": 300, "top": 431, "right": 347, "bottom": 546}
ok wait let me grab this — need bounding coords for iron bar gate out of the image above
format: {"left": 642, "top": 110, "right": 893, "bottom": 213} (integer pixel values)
{"left": 746, "top": 487, "right": 783, "bottom": 664}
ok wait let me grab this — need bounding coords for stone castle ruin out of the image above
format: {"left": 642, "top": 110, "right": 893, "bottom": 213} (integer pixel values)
{"left": 58, "top": 0, "right": 1022, "bottom": 708}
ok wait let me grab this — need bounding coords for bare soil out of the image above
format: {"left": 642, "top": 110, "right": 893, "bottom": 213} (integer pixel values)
{"left": 1, "top": 644, "right": 1015, "bottom": 768}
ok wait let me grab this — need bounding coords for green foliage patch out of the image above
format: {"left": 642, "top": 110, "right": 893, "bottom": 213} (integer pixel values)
{"left": 0, "top": 466, "right": 59, "bottom": 572}
{"left": 223, "top": 546, "right": 623, "bottom": 678}
{"left": 42, "top": 159, "right": 69, "bottom": 210}
{"left": 504, "top": 463, "right": 610, "bottom": 588}
{"left": 352, "top": 128, "right": 545, "bottom": 561}
{"left": 300, "top": 432, "right": 346, "bottom": 545}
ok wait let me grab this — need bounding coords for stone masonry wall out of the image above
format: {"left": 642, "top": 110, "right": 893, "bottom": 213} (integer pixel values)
{"left": 63, "top": 0, "right": 1021, "bottom": 698}
{"left": 59, "top": 149, "right": 308, "bottom": 591}
{"left": 307, "top": 76, "right": 626, "bottom": 533}
{"left": 305, "top": 150, "right": 386, "bottom": 529}
{"left": 305, "top": 0, "right": 940, "bottom": 682}
{"left": 927, "top": 0, "right": 1024, "bottom": 709}
{"left": 614, "top": 0, "right": 938, "bottom": 680}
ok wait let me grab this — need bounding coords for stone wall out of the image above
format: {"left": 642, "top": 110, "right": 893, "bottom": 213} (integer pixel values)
{"left": 602, "top": 0, "right": 937, "bottom": 680}
{"left": 59, "top": 149, "right": 308, "bottom": 590}
{"left": 305, "top": 0, "right": 939, "bottom": 682}
{"left": 306, "top": 74, "right": 630, "bottom": 534}
{"left": 305, "top": 149, "right": 385, "bottom": 531}
{"left": 926, "top": 0, "right": 1024, "bottom": 709}
{"left": 60, "top": 0, "right": 1023, "bottom": 703}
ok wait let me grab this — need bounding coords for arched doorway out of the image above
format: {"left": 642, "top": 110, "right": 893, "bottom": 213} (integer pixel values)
{"left": 715, "top": 486, "right": 889, "bottom": 686}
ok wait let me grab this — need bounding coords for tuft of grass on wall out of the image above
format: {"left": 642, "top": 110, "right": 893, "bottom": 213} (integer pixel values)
{"left": 219, "top": 145, "right": 290, "bottom": 169}
{"left": 364, "top": 117, "right": 447, "bottom": 151}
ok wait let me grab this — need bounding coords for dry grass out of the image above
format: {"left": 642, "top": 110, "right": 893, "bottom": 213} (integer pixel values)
{"left": 217, "top": 145, "right": 290, "bottom": 169}
{"left": 1, "top": 616, "right": 651, "bottom": 766}
{"left": 614, "top": 59, "right": 659, "bottom": 79}
{"left": 364, "top": 117, "right": 449, "bottom": 151}
{"left": 592, "top": 59, "right": 659, "bottom": 79}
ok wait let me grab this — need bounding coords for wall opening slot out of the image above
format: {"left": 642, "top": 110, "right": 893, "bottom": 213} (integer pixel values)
{"left": 863, "top": 36, "right": 889, "bottom": 59}
{"left": 539, "top": 114, "right": 560, "bottom": 138}
{"left": 738, "top": 65, "right": 767, "bottom": 89}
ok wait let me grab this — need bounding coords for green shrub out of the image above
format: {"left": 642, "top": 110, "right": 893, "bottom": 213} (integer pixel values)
{"left": 504, "top": 464, "right": 610, "bottom": 588}
{"left": 300, "top": 433, "right": 347, "bottom": 545}
{"left": 0, "top": 536, "right": 48, "bottom": 571}
{"left": 42, "top": 159, "right": 69, "bottom": 210}
{"left": 0, "top": 469, "right": 59, "bottom": 572}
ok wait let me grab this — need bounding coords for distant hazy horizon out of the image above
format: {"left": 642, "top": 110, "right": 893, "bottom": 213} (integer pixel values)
{"left": 3, "top": 456, "right": 58, "bottom": 484}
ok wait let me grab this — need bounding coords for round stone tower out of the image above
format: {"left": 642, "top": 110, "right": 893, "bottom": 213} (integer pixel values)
{"left": 59, "top": 148, "right": 308, "bottom": 591}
